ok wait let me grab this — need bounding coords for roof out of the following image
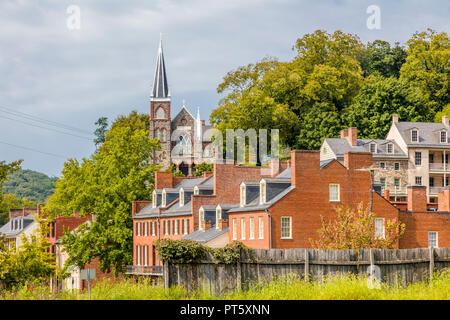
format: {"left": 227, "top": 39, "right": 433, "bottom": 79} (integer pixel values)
{"left": 174, "top": 177, "right": 204, "bottom": 189}
{"left": 324, "top": 138, "right": 408, "bottom": 159}
{"left": 228, "top": 186, "right": 296, "bottom": 213}
{"left": 182, "top": 226, "right": 228, "bottom": 243}
{"left": 151, "top": 38, "right": 169, "bottom": 99}
{"left": 0, "top": 215, "right": 37, "bottom": 237}
{"left": 394, "top": 121, "right": 450, "bottom": 148}
{"left": 276, "top": 167, "right": 291, "bottom": 179}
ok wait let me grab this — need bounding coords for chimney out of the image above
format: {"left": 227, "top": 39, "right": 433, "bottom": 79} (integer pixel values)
{"left": 216, "top": 219, "right": 228, "bottom": 230}
{"left": 344, "top": 152, "right": 373, "bottom": 170}
{"left": 392, "top": 114, "right": 399, "bottom": 124}
{"left": 340, "top": 127, "right": 357, "bottom": 146}
{"left": 384, "top": 189, "right": 390, "bottom": 200}
{"left": 290, "top": 150, "right": 320, "bottom": 187}
{"left": 201, "top": 220, "right": 212, "bottom": 230}
{"left": 407, "top": 186, "right": 427, "bottom": 212}
{"left": 201, "top": 120, "right": 205, "bottom": 126}
{"left": 203, "top": 171, "right": 213, "bottom": 178}
{"left": 443, "top": 115, "right": 449, "bottom": 126}
{"left": 155, "top": 171, "right": 174, "bottom": 190}
{"left": 438, "top": 187, "right": 450, "bottom": 211}
{"left": 340, "top": 128, "right": 348, "bottom": 139}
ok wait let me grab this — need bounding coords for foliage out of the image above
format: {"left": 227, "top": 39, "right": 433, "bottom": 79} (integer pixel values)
{"left": 155, "top": 239, "right": 207, "bottom": 264}
{"left": 0, "top": 193, "right": 37, "bottom": 226}
{"left": 166, "top": 163, "right": 186, "bottom": 177}
{"left": 193, "top": 162, "right": 214, "bottom": 177}
{"left": 358, "top": 40, "right": 407, "bottom": 78}
{"left": 0, "top": 160, "right": 23, "bottom": 225}
{"left": 212, "top": 241, "right": 247, "bottom": 264}
{"left": 433, "top": 103, "right": 450, "bottom": 122}
{"left": 311, "top": 203, "right": 405, "bottom": 250}
{"left": 2, "top": 169, "right": 57, "bottom": 203}
{"left": 94, "top": 117, "right": 109, "bottom": 148}
{"left": 346, "top": 76, "right": 432, "bottom": 139}
{"left": 400, "top": 29, "right": 450, "bottom": 114}
{"left": 46, "top": 111, "right": 160, "bottom": 275}
{"left": 0, "top": 214, "right": 58, "bottom": 288}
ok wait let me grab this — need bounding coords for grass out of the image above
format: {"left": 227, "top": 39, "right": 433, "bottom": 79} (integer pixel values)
{"left": 2, "top": 269, "right": 449, "bottom": 300}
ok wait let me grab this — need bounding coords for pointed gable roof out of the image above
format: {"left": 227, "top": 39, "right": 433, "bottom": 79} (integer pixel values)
{"left": 151, "top": 36, "right": 169, "bottom": 99}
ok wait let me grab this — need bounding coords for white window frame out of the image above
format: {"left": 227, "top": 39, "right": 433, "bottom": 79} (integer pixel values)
{"left": 151, "top": 221, "right": 156, "bottom": 236}
{"left": 216, "top": 206, "right": 222, "bottom": 229}
{"left": 387, "top": 143, "right": 394, "bottom": 154}
{"left": 394, "top": 162, "right": 400, "bottom": 170}
{"left": 240, "top": 218, "right": 246, "bottom": 240}
{"left": 174, "top": 219, "right": 179, "bottom": 235}
{"left": 258, "top": 216, "right": 264, "bottom": 240}
{"left": 249, "top": 217, "right": 255, "bottom": 240}
{"left": 232, "top": 218, "right": 237, "bottom": 240}
{"left": 329, "top": 183, "right": 340, "bottom": 202}
{"left": 155, "top": 106, "right": 166, "bottom": 119}
{"left": 369, "top": 143, "right": 377, "bottom": 153}
{"left": 428, "top": 231, "right": 438, "bottom": 248}
{"left": 152, "top": 190, "right": 157, "bottom": 208}
{"left": 144, "top": 222, "right": 148, "bottom": 236}
{"left": 194, "top": 186, "right": 199, "bottom": 195}
{"left": 374, "top": 218, "right": 385, "bottom": 239}
{"left": 440, "top": 131, "right": 447, "bottom": 144}
{"left": 380, "top": 162, "right": 385, "bottom": 169}
{"left": 179, "top": 188, "right": 184, "bottom": 207}
{"left": 136, "top": 245, "right": 141, "bottom": 266}
{"left": 260, "top": 180, "right": 266, "bottom": 204}
{"left": 415, "top": 176, "right": 422, "bottom": 186}
{"left": 411, "top": 129, "right": 418, "bottom": 143}
{"left": 162, "top": 189, "right": 167, "bottom": 207}
{"left": 281, "top": 216, "right": 292, "bottom": 239}
{"left": 164, "top": 220, "right": 169, "bottom": 236}
{"left": 240, "top": 184, "right": 246, "bottom": 207}
{"left": 184, "top": 219, "right": 189, "bottom": 235}
{"left": 199, "top": 207, "right": 205, "bottom": 231}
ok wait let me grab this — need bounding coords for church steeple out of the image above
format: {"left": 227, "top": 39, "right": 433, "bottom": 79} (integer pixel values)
{"left": 151, "top": 34, "right": 170, "bottom": 100}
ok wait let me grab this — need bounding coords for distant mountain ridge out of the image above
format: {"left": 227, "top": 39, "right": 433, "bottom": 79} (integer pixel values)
{"left": 3, "top": 169, "right": 57, "bottom": 203}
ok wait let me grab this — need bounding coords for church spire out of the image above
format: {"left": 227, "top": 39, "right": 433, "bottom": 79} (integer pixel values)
{"left": 151, "top": 34, "right": 170, "bottom": 99}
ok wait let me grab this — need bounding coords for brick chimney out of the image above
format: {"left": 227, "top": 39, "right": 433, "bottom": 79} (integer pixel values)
{"left": 383, "top": 189, "right": 390, "bottom": 200}
{"left": 407, "top": 186, "right": 427, "bottom": 212}
{"left": 344, "top": 152, "right": 373, "bottom": 170}
{"left": 155, "top": 171, "right": 174, "bottom": 190}
{"left": 443, "top": 115, "right": 449, "bottom": 126}
{"left": 340, "top": 127, "right": 357, "bottom": 146}
{"left": 438, "top": 187, "right": 450, "bottom": 211}
{"left": 340, "top": 128, "right": 348, "bottom": 139}
{"left": 201, "top": 220, "right": 212, "bottom": 230}
{"left": 392, "top": 114, "right": 399, "bottom": 124}
{"left": 201, "top": 120, "right": 205, "bottom": 126}
{"left": 290, "top": 150, "right": 320, "bottom": 187}
{"left": 216, "top": 219, "right": 228, "bottom": 230}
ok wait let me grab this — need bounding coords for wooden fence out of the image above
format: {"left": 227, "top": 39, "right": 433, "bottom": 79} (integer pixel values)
{"left": 163, "top": 247, "right": 450, "bottom": 295}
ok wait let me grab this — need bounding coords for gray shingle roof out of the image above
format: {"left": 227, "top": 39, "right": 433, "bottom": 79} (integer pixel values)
{"left": 395, "top": 122, "right": 450, "bottom": 148}
{"left": 0, "top": 215, "right": 37, "bottom": 237}
{"left": 151, "top": 39, "right": 169, "bottom": 98}
{"left": 228, "top": 186, "right": 296, "bottom": 213}
{"left": 325, "top": 138, "right": 408, "bottom": 159}
{"left": 276, "top": 167, "right": 291, "bottom": 179}
{"left": 182, "top": 226, "right": 228, "bottom": 243}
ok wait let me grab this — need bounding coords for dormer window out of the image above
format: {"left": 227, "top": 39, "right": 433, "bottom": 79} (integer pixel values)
{"left": 179, "top": 188, "right": 184, "bottom": 207}
{"left": 411, "top": 130, "right": 418, "bottom": 143}
{"left": 440, "top": 131, "right": 447, "bottom": 143}
{"left": 194, "top": 186, "right": 199, "bottom": 195}
{"left": 260, "top": 180, "right": 267, "bottom": 204}
{"left": 240, "top": 184, "right": 246, "bottom": 207}
{"left": 152, "top": 190, "right": 157, "bottom": 208}
{"left": 162, "top": 190, "right": 167, "bottom": 207}
{"left": 387, "top": 143, "right": 394, "bottom": 154}
{"left": 216, "top": 206, "right": 222, "bottom": 229}
{"left": 369, "top": 143, "right": 376, "bottom": 153}
{"left": 199, "top": 207, "right": 205, "bottom": 231}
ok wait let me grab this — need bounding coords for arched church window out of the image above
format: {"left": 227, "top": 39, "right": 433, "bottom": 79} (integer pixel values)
{"left": 155, "top": 107, "right": 166, "bottom": 119}
{"left": 161, "top": 128, "right": 166, "bottom": 141}
{"left": 155, "top": 128, "right": 160, "bottom": 140}
{"left": 177, "top": 134, "right": 192, "bottom": 156}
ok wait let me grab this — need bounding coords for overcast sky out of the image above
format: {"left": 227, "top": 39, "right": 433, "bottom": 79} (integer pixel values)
{"left": 0, "top": 0, "right": 449, "bottom": 177}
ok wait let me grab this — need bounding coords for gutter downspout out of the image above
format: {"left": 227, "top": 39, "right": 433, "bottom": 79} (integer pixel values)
{"left": 264, "top": 208, "right": 272, "bottom": 249}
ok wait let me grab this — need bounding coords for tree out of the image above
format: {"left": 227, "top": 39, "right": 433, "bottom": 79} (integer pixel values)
{"left": 311, "top": 203, "right": 405, "bottom": 250}
{"left": 46, "top": 111, "right": 160, "bottom": 275}
{"left": 400, "top": 29, "right": 449, "bottom": 114}
{"left": 358, "top": 40, "right": 407, "bottom": 78}
{"left": 434, "top": 103, "right": 450, "bottom": 122}
{"left": 193, "top": 162, "right": 214, "bottom": 177}
{"left": 0, "top": 160, "right": 23, "bottom": 225}
{"left": 0, "top": 193, "right": 37, "bottom": 226}
{"left": 94, "top": 117, "right": 109, "bottom": 148}
{"left": 346, "top": 76, "right": 432, "bottom": 139}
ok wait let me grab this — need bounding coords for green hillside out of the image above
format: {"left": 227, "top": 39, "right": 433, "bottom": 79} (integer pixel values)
{"left": 2, "top": 169, "right": 57, "bottom": 203}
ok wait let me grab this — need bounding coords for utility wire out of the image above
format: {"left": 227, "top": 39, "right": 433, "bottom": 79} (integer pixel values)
{"left": 0, "top": 115, "right": 92, "bottom": 140}
{"left": 0, "top": 140, "right": 68, "bottom": 159}
{"left": 0, "top": 105, "right": 93, "bottom": 135}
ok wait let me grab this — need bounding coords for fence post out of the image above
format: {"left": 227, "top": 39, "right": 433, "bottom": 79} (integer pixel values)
{"left": 429, "top": 247, "right": 435, "bottom": 284}
{"left": 163, "top": 261, "right": 169, "bottom": 289}
{"left": 304, "top": 249, "right": 309, "bottom": 281}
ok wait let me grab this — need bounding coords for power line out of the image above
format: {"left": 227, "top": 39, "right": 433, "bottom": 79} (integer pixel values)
{"left": 0, "top": 115, "right": 92, "bottom": 140}
{"left": 0, "top": 105, "right": 93, "bottom": 135}
{"left": 0, "top": 140, "right": 68, "bottom": 159}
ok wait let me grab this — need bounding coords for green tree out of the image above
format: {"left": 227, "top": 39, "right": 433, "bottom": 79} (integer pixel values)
{"left": 434, "top": 103, "right": 450, "bottom": 122}
{"left": 0, "top": 160, "right": 23, "bottom": 225}
{"left": 0, "top": 193, "right": 37, "bottom": 226}
{"left": 358, "top": 40, "right": 407, "bottom": 78}
{"left": 400, "top": 29, "right": 449, "bottom": 114}
{"left": 193, "top": 162, "right": 214, "bottom": 177}
{"left": 94, "top": 117, "right": 109, "bottom": 148}
{"left": 346, "top": 76, "right": 432, "bottom": 139}
{"left": 46, "top": 111, "right": 160, "bottom": 275}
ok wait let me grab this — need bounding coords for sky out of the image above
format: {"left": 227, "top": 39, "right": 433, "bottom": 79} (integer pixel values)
{"left": 0, "top": 0, "right": 449, "bottom": 177}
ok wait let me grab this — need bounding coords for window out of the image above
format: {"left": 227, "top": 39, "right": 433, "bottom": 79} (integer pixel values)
{"left": 329, "top": 184, "right": 340, "bottom": 202}
{"left": 281, "top": 216, "right": 292, "bottom": 239}
{"left": 429, "top": 154, "right": 434, "bottom": 164}
{"left": 216, "top": 207, "right": 222, "bottom": 229}
{"left": 155, "top": 128, "right": 160, "bottom": 140}
{"left": 411, "top": 130, "right": 418, "bottom": 142}
{"left": 176, "top": 134, "right": 192, "bottom": 156}
{"left": 369, "top": 143, "right": 376, "bottom": 153}
{"left": 240, "top": 184, "right": 246, "bottom": 207}
{"left": 174, "top": 220, "right": 178, "bottom": 235}
{"left": 155, "top": 106, "right": 165, "bottom": 119}
{"left": 387, "top": 143, "right": 394, "bottom": 154}
{"left": 394, "top": 162, "right": 400, "bottom": 170}
{"left": 240, "top": 218, "right": 246, "bottom": 240}
{"left": 232, "top": 219, "right": 237, "bottom": 240}
{"left": 375, "top": 218, "right": 385, "bottom": 239}
{"left": 260, "top": 180, "right": 266, "bottom": 204}
{"left": 380, "top": 162, "right": 385, "bottom": 169}
{"left": 161, "top": 128, "right": 166, "bottom": 141}
{"left": 184, "top": 219, "right": 189, "bottom": 235}
{"left": 428, "top": 232, "right": 438, "bottom": 248}
{"left": 194, "top": 186, "right": 199, "bottom": 195}
{"left": 144, "top": 222, "right": 148, "bottom": 236}
{"left": 179, "top": 188, "right": 184, "bottom": 207}
{"left": 136, "top": 223, "right": 140, "bottom": 236}
{"left": 151, "top": 221, "right": 156, "bottom": 236}
{"left": 440, "top": 131, "right": 447, "bottom": 143}
{"left": 164, "top": 220, "right": 169, "bottom": 236}
{"left": 258, "top": 216, "right": 264, "bottom": 239}
{"left": 152, "top": 190, "right": 157, "bottom": 208}
{"left": 143, "top": 246, "right": 148, "bottom": 266}
{"left": 380, "top": 178, "right": 386, "bottom": 188}
{"left": 415, "top": 152, "right": 422, "bottom": 166}
{"left": 249, "top": 217, "right": 255, "bottom": 240}
{"left": 394, "top": 178, "right": 400, "bottom": 190}
{"left": 430, "top": 177, "right": 435, "bottom": 187}
{"left": 415, "top": 176, "right": 422, "bottom": 185}
{"left": 199, "top": 208, "right": 205, "bottom": 230}
{"left": 162, "top": 190, "right": 167, "bottom": 207}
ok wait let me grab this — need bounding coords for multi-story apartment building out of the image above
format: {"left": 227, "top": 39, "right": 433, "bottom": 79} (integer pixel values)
{"left": 321, "top": 115, "right": 450, "bottom": 202}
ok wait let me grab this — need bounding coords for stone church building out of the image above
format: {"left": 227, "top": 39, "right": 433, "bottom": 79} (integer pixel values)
{"left": 149, "top": 39, "right": 214, "bottom": 176}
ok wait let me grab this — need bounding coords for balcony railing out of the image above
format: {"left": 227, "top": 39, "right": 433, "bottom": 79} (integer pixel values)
{"left": 429, "top": 163, "right": 450, "bottom": 171}
{"left": 429, "top": 187, "right": 445, "bottom": 194}
{"left": 126, "top": 265, "right": 163, "bottom": 276}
